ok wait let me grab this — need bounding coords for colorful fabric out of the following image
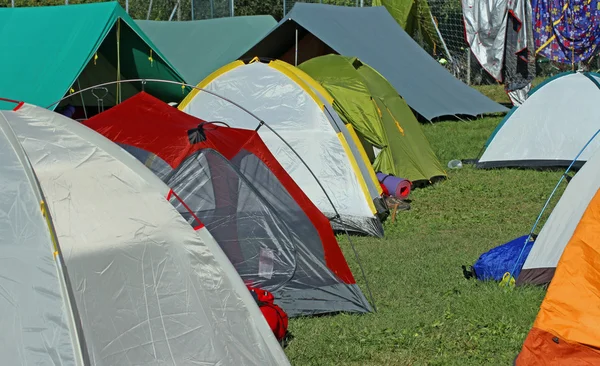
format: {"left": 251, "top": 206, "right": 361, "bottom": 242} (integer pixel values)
{"left": 533, "top": 0, "right": 600, "bottom": 63}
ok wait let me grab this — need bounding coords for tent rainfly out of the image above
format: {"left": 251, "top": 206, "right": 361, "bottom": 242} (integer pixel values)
{"left": 241, "top": 3, "right": 508, "bottom": 120}
{"left": 0, "top": 2, "right": 186, "bottom": 112}
{"left": 0, "top": 102, "right": 290, "bottom": 365}
{"left": 478, "top": 72, "right": 600, "bottom": 169}
{"left": 136, "top": 15, "right": 277, "bottom": 85}
{"left": 299, "top": 55, "right": 447, "bottom": 183}
{"left": 179, "top": 59, "right": 388, "bottom": 237}
{"left": 84, "top": 92, "right": 374, "bottom": 317}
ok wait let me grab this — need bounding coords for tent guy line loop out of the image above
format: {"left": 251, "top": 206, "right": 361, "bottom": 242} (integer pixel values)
{"left": 505, "top": 128, "right": 600, "bottom": 287}
{"left": 46, "top": 78, "right": 377, "bottom": 311}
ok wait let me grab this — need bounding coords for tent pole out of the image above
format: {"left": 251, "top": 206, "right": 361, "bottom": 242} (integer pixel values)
{"left": 295, "top": 28, "right": 298, "bottom": 66}
{"left": 169, "top": 3, "right": 178, "bottom": 21}
{"left": 116, "top": 19, "right": 121, "bottom": 104}
{"left": 125, "top": 0, "right": 129, "bottom": 13}
{"left": 210, "top": 0, "right": 214, "bottom": 18}
{"left": 11, "top": 0, "right": 14, "bottom": 7}
{"left": 230, "top": 0, "right": 234, "bottom": 17}
{"left": 77, "top": 79, "right": 88, "bottom": 120}
{"left": 283, "top": 0, "right": 286, "bottom": 16}
{"left": 191, "top": 0, "right": 194, "bottom": 20}
{"left": 146, "top": 0, "right": 153, "bottom": 20}
{"left": 430, "top": 12, "right": 452, "bottom": 64}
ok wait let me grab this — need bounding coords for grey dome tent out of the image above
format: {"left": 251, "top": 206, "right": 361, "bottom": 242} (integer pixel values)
{"left": 241, "top": 3, "right": 508, "bottom": 120}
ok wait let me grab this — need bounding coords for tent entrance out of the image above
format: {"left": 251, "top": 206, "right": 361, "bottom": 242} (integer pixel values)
{"left": 56, "top": 20, "right": 184, "bottom": 120}
{"left": 120, "top": 143, "right": 299, "bottom": 292}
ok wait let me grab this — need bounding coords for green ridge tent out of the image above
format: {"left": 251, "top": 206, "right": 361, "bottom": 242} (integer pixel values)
{"left": 299, "top": 55, "right": 446, "bottom": 183}
{"left": 372, "top": 0, "right": 448, "bottom": 58}
{"left": 136, "top": 16, "right": 277, "bottom": 85}
{"left": 0, "top": 2, "right": 186, "bottom": 111}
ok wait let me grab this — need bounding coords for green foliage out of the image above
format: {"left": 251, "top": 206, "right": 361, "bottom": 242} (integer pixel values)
{"left": 0, "top": 0, "right": 373, "bottom": 20}
{"left": 284, "top": 116, "right": 559, "bottom": 365}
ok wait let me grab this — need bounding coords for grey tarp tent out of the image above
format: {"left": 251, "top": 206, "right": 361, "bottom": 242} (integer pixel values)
{"left": 242, "top": 3, "right": 508, "bottom": 120}
{"left": 136, "top": 16, "right": 277, "bottom": 85}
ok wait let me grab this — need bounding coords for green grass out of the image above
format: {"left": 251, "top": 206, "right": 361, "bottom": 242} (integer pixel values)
{"left": 473, "top": 76, "right": 548, "bottom": 105}
{"left": 284, "top": 116, "right": 568, "bottom": 365}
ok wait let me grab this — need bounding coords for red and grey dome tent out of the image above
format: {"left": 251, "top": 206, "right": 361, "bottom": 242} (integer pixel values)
{"left": 83, "top": 92, "right": 373, "bottom": 317}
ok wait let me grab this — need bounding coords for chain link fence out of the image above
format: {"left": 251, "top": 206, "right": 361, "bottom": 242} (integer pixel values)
{"left": 6, "top": 0, "right": 597, "bottom": 84}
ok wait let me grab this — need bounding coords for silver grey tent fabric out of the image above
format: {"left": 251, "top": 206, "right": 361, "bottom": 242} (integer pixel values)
{"left": 242, "top": 3, "right": 508, "bottom": 120}
{"left": 121, "top": 144, "right": 373, "bottom": 317}
{"left": 0, "top": 104, "right": 290, "bottom": 365}
{"left": 0, "top": 116, "right": 81, "bottom": 365}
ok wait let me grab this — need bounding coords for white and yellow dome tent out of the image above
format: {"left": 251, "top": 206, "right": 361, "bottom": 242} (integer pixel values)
{"left": 179, "top": 58, "right": 387, "bottom": 237}
{"left": 0, "top": 102, "right": 290, "bottom": 365}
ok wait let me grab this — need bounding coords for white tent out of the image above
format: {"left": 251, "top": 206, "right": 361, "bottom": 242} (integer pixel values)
{"left": 517, "top": 143, "right": 600, "bottom": 286}
{"left": 478, "top": 72, "right": 600, "bottom": 169}
{"left": 0, "top": 103, "right": 289, "bottom": 365}
{"left": 179, "top": 59, "right": 386, "bottom": 237}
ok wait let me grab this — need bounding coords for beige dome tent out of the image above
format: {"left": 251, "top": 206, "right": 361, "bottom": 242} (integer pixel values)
{"left": 0, "top": 102, "right": 289, "bottom": 365}
{"left": 179, "top": 59, "right": 387, "bottom": 237}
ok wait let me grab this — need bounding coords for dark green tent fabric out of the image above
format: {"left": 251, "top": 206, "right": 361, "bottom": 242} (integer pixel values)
{"left": 0, "top": 2, "right": 185, "bottom": 111}
{"left": 137, "top": 16, "right": 277, "bottom": 85}
{"left": 372, "top": 0, "right": 444, "bottom": 57}
{"left": 299, "top": 55, "right": 446, "bottom": 183}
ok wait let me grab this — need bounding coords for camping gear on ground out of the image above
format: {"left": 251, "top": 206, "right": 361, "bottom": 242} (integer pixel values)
{"left": 241, "top": 3, "right": 507, "bottom": 120}
{"left": 84, "top": 92, "right": 374, "bottom": 317}
{"left": 248, "top": 286, "right": 289, "bottom": 342}
{"left": 447, "top": 159, "right": 463, "bottom": 169}
{"left": 299, "top": 55, "right": 446, "bottom": 183}
{"left": 0, "top": 102, "right": 290, "bottom": 365}
{"left": 179, "top": 58, "right": 388, "bottom": 237}
{"left": 515, "top": 189, "right": 600, "bottom": 364}
{"left": 465, "top": 235, "right": 536, "bottom": 282}
{"left": 136, "top": 15, "right": 277, "bottom": 85}
{"left": 477, "top": 72, "right": 600, "bottom": 169}
{"left": 0, "top": 2, "right": 186, "bottom": 112}
{"left": 376, "top": 172, "right": 411, "bottom": 199}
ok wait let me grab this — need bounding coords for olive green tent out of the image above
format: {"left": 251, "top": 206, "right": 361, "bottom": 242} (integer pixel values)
{"left": 0, "top": 2, "right": 186, "bottom": 112}
{"left": 299, "top": 55, "right": 446, "bottom": 183}
{"left": 372, "top": 0, "right": 448, "bottom": 58}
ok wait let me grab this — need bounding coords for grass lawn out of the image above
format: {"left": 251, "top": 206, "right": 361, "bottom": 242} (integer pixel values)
{"left": 284, "top": 116, "right": 567, "bottom": 365}
{"left": 472, "top": 76, "right": 547, "bottom": 106}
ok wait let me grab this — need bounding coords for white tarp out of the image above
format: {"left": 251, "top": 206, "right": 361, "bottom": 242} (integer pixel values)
{"left": 478, "top": 72, "right": 600, "bottom": 168}
{"left": 463, "top": 0, "right": 533, "bottom": 83}
{"left": 518, "top": 143, "right": 600, "bottom": 285}
{"left": 0, "top": 104, "right": 290, "bottom": 366}
{"left": 180, "top": 61, "right": 382, "bottom": 236}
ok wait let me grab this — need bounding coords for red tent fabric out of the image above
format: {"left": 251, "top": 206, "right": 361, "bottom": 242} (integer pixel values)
{"left": 84, "top": 92, "right": 372, "bottom": 317}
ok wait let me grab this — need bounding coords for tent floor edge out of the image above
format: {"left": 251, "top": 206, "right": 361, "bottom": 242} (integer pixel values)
{"left": 274, "top": 283, "right": 373, "bottom": 317}
{"left": 330, "top": 214, "right": 384, "bottom": 238}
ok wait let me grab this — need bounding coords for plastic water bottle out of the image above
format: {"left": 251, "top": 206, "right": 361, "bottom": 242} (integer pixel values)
{"left": 447, "top": 159, "right": 463, "bottom": 169}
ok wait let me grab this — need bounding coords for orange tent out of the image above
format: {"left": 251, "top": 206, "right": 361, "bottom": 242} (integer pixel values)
{"left": 516, "top": 188, "right": 600, "bottom": 364}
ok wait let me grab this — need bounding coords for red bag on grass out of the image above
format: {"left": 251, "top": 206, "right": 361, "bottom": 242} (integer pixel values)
{"left": 247, "top": 285, "right": 288, "bottom": 341}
